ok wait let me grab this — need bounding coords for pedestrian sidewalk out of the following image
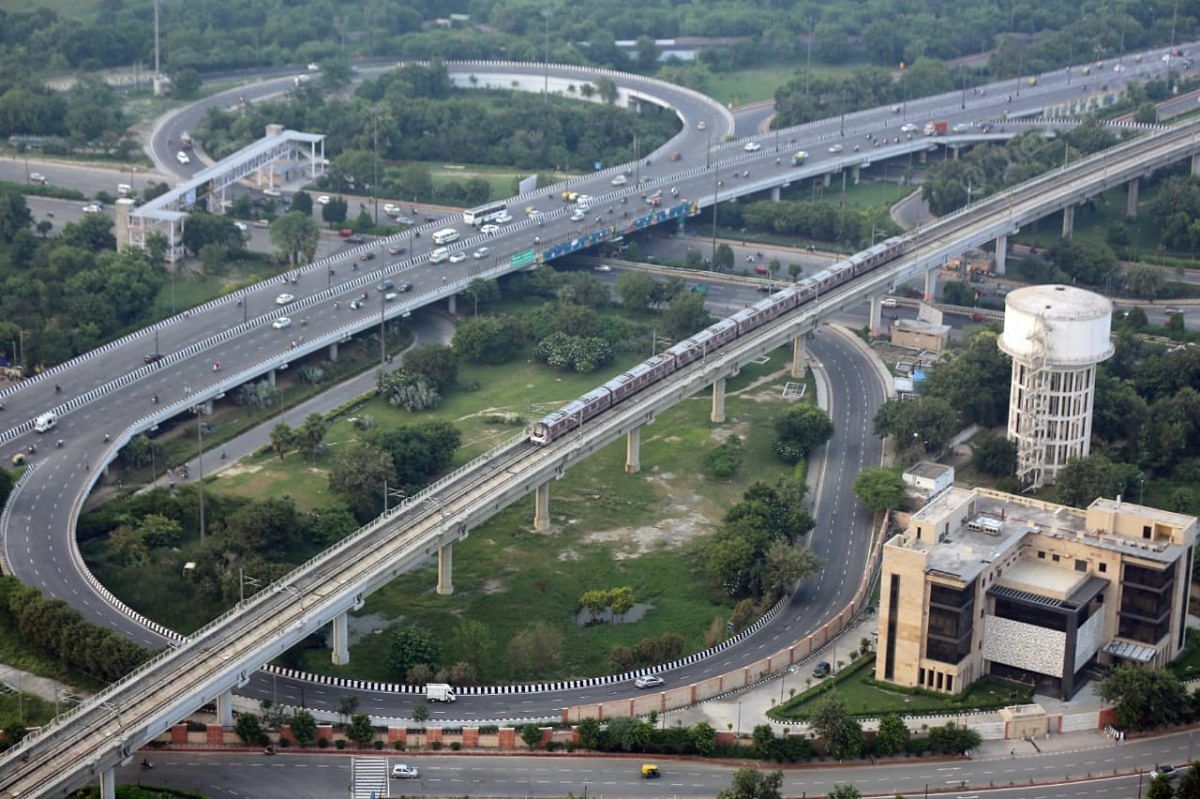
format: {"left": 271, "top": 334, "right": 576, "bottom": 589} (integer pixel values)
{"left": 0, "top": 663, "right": 86, "bottom": 704}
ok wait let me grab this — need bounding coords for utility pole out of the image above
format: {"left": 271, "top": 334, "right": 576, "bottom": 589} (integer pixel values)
{"left": 372, "top": 112, "right": 380, "bottom": 226}
{"left": 710, "top": 160, "right": 720, "bottom": 264}
{"left": 153, "top": 0, "right": 161, "bottom": 94}
{"left": 634, "top": 133, "right": 640, "bottom": 185}
{"left": 542, "top": 8, "right": 552, "bottom": 101}
{"left": 805, "top": 16, "right": 815, "bottom": 97}
{"left": 194, "top": 408, "right": 206, "bottom": 543}
{"left": 379, "top": 292, "right": 387, "bottom": 371}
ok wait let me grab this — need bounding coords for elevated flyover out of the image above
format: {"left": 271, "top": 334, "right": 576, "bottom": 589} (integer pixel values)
{"left": 5, "top": 104, "right": 1200, "bottom": 797}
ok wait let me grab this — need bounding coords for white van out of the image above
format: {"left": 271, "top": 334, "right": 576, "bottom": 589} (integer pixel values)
{"left": 34, "top": 412, "right": 56, "bottom": 433}
{"left": 117, "top": 183, "right": 133, "bottom": 197}
{"left": 432, "top": 228, "right": 460, "bottom": 246}
{"left": 429, "top": 247, "right": 450, "bottom": 264}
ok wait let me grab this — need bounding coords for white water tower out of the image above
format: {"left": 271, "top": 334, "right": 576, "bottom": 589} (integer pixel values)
{"left": 997, "top": 284, "right": 1114, "bottom": 489}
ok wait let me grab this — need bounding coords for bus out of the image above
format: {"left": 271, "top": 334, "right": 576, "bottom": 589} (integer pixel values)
{"left": 432, "top": 228, "right": 461, "bottom": 246}
{"left": 463, "top": 201, "right": 507, "bottom": 227}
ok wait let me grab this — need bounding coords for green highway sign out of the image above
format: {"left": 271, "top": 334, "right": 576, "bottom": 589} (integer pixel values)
{"left": 510, "top": 249, "right": 536, "bottom": 268}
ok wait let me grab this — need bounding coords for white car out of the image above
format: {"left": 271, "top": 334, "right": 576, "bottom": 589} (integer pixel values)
{"left": 391, "top": 764, "right": 419, "bottom": 779}
{"left": 29, "top": 172, "right": 47, "bottom": 184}
{"left": 570, "top": 210, "right": 586, "bottom": 222}
{"left": 472, "top": 247, "right": 490, "bottom": 259}
{"left": 81, "top": 203, "right": 102, "bottom": 214}
{"left": 262, "top": 188, "right": 282, "bottom": 198}
{"left": 495, "top": 211, "right": 513, "bottom": 223}
{"left": 307, "top": 62, "right": 320, "bottom": 72}
{"left": 272, "top": 317, "right": 292, "bottom": 330}
{"left": 449, "top": 252, "right": 467, "bottom": 263}
{"left": 480, "top": 223, "right": 499, "bottom": 234}
{"left": 1113, "top": 64, "right": 1125, "bottom": 72}
{"left": 611, "top": 174, "right": 628, "bottom": 186}
{"left": 828, "top": 144, "right": 843, "bottom": 153}
{"left": 881, "top": 297, "right": 898, "bottom": 308}
{"left": 696, "top": 120, "right": 707, "bottom": 130}
{"left": 275, "top": 293, "right": 295, "bottom": 305}
{"left": 383, "top": 203, "right": 398, "bottom": 214}
{"left": 594, "top": 264, "right": 612, "bottom": 273}
{"left": 900, "top": 123, "right": 918, "bottom": 133}
{"left": 176, "top": 151, "right": 190, "bottom": 165}
{"left": 254, "top": 219, "right": 269, "bottom": 228}
{"left": 233, "top": 221, "right": 249, "bottom": 233}
{"left": 317, "top": 195, "right": 331, "bottom": 205}
{"left": 952, "top": 123, "right": 970, "bottom": 133}
{"left": 743, "top": 141, "right": 762, "bottom": 152}
{"left": 634, "top": 675, "right": 665, "bottom": 689}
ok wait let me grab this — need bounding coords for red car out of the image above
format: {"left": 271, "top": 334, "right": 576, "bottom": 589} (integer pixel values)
{"left": 969, "top": 312, "right": 988, "bottom": 322}
{"left": 338, "top": 228, "right": 353, "bottom": 238}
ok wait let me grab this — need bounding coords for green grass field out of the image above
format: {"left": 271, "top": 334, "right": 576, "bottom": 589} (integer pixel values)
{"left": 772, "top": 656, "right": 1033, "bottom": 719}
{"left": 700, "top": 63, "right": 865, "bottom": 108}
{"left": 201, "top": 338, "right": 813, "bottom": 682}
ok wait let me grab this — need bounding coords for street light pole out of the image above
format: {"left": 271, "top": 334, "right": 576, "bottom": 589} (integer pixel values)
{"left": 710, "top": 160, "right": 720, "bottom": 265}
{"left": 194, "top": 408, "right": 206, "bottom": 543}
{"left": 372, "top": 112, "right": 380, "bottom": 226}
{"left": 379, "top": 292, "right": 387, "bottom": 371}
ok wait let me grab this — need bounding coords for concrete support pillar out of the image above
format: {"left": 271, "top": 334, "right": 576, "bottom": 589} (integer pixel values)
{"left": 267, "top": 369, "right": 276, "bottom": 389}
{"left": 952, "top": 146, "right": 960, "bottom": 161}
{"left": 437, "top": 542, "right": 454, "bottom": 595}
{"left": 1062, "top": 204, "right": 1075, "bottom": 239}
{"left": 770, "top": 186, "right": 781, "bottom": 202}
{"left": 919, "top": 150, "right": 928, "bottom": 164}
{"left": 534, "top": 482, "right": 550, "bottom": 531}
{"left": 869, "top": 295, "right": 883, "bottom": 335}
{"left": 994, "top": 234, "right": 1007, "bottom": 276}
{"left": 1192, "top": 153, "right": 1200, "bottom": 176}
{"left": 448, "top": 294, "right": 457, "bottom": 315}
{"left": 216, "top": 689, "right": 234, "bottom": 728}
{"left": 1126, "top": 177, "right": 1140, "bottom": 219}
{"left": 851, "top": 165, "right": 860, "bottom": 185}
{"left": 100, "top": 768, "right": 116, "bottom": 799}
{"left": 202, "top": 399, "right": 213, "bottom": 415}
{"left": 790, "top": 337, "right": 806, "bottom": 379}
{"left": 711, "top": 377, "right": 726, "bottom": 423}
{"left": 331, "top": 612, "right": 349, "bottom": 665}
{"left": 823, "top": 172, "right": 831, "bottom": 187}
{"left": 625, "top": 427, "right": 641, "bottom": 474}
{"left": 924, "top": 269, "right": 937, "bottom": 302}
{"left": 328, "top": 341, "right": 339, "bottom": 362}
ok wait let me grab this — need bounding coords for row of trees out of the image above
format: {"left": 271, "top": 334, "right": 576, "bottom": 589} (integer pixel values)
{"left": 578, "top": 586, "right": 635, "bottom": 624}
{"left": 733, "top": 197, "right": 902, "bottom": 250}
{"left": 0, "top": 574, "right": 148, "bottom": 682}
{"left": 387, "top": 618, "right": 567, "bottom": 683}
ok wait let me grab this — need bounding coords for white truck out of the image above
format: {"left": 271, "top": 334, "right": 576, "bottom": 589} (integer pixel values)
{"left": 34, "top": 412, "right": 56, "bottom": 433}
{"left": 425, "top": 683, "right": 456, "bottom": 703}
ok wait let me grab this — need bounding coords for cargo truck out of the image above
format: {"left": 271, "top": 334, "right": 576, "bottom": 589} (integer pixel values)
{"left": 179, "top": 132, "right": 193, "bottom": 150}
{"left": 923, "top": 121, "right": 948, "bottom": 136}
{"left": 426, "top": 683, "right": 456, "bottom": 702}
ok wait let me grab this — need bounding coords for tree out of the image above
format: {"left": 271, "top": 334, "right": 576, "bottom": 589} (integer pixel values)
{"left": 773, "top": 404, "right": 834, "bottom": 464}
{"left": 169, "top": 68, "right": 202, "bottom": 98}
{"left": 345, "top": 712, "right": 376, "bottom": 748}
{"left": 291, "top": 710, "right": 317, "bottom": 745}
{"left": 182, "top": 212, "right": 244, "bottom": 256}
{"left": 450, "top": 619, "right": 495, "bottom": 670}
{"left": 762, "top": 540, "right": 822, "bottom": 600}
{"left": 827, "top": 787, "right": 862, "bottom": 799}
{"left": 388, "top": 625, "right": 441, "bottom": 679}
{"left": 971, "top": 434, "right": 1017, "bottom": 477}
{"left": 926, "top": 722, "right": 981, "bottom": 754}
{"left": 1148, "top": 774, "right": 1176, "bottom": 799}
{"left": 716, "top": 767, "right": 783, "bottom": 799}
{"left": 873, "top": 396, "right": 960, "bottom": 456}
{"left": 810, "top": 695, "right": 864, "bottom": 760}
{"left": 506, "top": 621, "right": 563, "bottom": 678}
{"left": 403, "top": 344, "right": 458, "bottom": 391}
{"left": 942, "top": 280, "right": 976, "bottom": 307}
{"left": 322, "top": 196, "right": 348, "bottom": 228}
{"left": 579, "top": 589, "right": 610, "bottom": 621}
{"left": 595, "top": 76, "right": 619, "bottom": 104}
{"left": 691, "top": 721, "right": 717, "bottom": 756}
{"left": 328, "top": 442, "right": 395, "bottom": 519}
{"left": 235, "top": 712, "right": 265, "bottom": 745}
{"left": 452, "top": 315, "right": 524, "bottom": 364}
{"left": 520, "top": 722, "right": 543, "bottom": 749}
{"left": 635, "top": 35, "right": 660, "bottom": 72}
{"left": 292, "top": 190, "right": 313, "bottom": 216}
{"left": 1055, "top": 454, "right": 1139, "bottom": 509}
{"left": 298, "top": 413, "right": 327, "bottom": 461}
{"left": 1125, "top": 264, "right": 1166, "bottom": 299}
{"left": 412, "top": 702, "right": 430, "bottom": 723}
{"left": 874, "top": 713, "right": 909, "bottom": 756}
{"left": 269, "top": 212, "right": 319, "bottom": 266}
{"left": 378, "top": 368, "right": 441, "bottom": 411}
{"left": 1176, "top": 763, "right": 1200, "bottom": 799}
{"left": 463, "top": 278, "right": 500, "bottom": 315}
{"left": 663, "top": 290, "right": 713, "bottom": 339}
{"left": 713, "top": 243, "right": 735, "bottom": 271}
{"left": 1098, "top": 664, "right": 1189, "bottom": 731}
{"left": 610, "top": 586, "right": 635, "bottom": 622}
{"left": 705, "top": 435, "right": 745, "bottom": 479}
{"left": 269, "top": 422, "right": 296, "bottom": 460}
{"left": 615, "top": 270, "right": 659, "bottom": 312}
{"left": 853, "top": 468, "right": 907, "bottom": 514}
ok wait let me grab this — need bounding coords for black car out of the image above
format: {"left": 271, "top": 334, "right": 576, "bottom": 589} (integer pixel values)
{"left": 813, "top": 661, "right": 832, "bottom": 678}
{"left": 358, "top": 251, "right": 375, "bottom": 261}
{"left": 376, "top": 280, "right": 394, "bottom": 292}
{"left": 399, "top": 282, "right": 413, "bottom": 292}
{"left": 347, "top": 234, "right": 366, "bottom": 244}
{"left": 143, "top": 353, "right": 164, "bottom": 364}
{"left": 387, "top": 245, "right": 405, "bottom": 256}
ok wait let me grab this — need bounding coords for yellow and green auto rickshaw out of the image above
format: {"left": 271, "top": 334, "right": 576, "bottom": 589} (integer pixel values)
{"left": 641, "top": 764, "right": 660, "bottom": 779}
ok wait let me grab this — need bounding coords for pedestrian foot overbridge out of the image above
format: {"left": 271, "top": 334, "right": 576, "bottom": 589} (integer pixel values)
{"left": 6, "top": 106, "right": 1200, "bottom": 799}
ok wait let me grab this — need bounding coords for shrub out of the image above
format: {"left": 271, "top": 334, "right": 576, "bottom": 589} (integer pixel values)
{"left": 431, "top": 741, "right": 443, "bottom": 750}
{"left": 450, "top": 741, "right": 462, "bottom": 751}
{"left": 394, "top": 740, "right": 406, "bottom": 750}
{"left": 335, "top": 739, "right": 346, "bottom": 749}
{"left": 374, "top": 740, "right": 384, "bottom": 750}
{"left": 318, "top": 738, "right": 329, "bottom": 749}
{"left": 480, "top": 725, "right": 500, "bottom": 734}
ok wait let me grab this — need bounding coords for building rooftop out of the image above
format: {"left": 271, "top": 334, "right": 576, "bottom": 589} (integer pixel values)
{"left": 996, "top": 559, "right": 1086, "bottom": 600}
{"left": 892, "top": 318, "right": 951, "bottom": 335}
{"left": 1004, "top": 284, "right": 1112, "bottom": 321}
{"left": 891, "top": 487, "right": 1196, "bottom": 585}
{"left": 906, "top": 461, "right": 954, "bottom": 482}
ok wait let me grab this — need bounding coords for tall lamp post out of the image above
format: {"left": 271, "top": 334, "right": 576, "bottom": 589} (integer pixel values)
{"left": 193, "top": 406, "right": 206, "bottom": 543}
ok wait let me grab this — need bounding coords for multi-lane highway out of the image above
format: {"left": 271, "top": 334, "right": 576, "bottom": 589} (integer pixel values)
{"left": 2, "top": 42, "right": 1200, "bottom": 797}
{"left": 117, "top": 728, "right": 1200, "bottom": 799}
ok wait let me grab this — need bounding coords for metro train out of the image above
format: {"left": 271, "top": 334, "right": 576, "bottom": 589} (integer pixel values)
{"left": 530, "top": 235, "right": 907, "bottom": 445}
